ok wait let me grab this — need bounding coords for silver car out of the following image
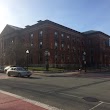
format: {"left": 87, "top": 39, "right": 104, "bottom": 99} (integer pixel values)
{"left": 6, "top": 67, "right": 32, "bottom": 77}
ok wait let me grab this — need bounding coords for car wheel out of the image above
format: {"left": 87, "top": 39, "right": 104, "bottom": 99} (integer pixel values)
{"left": 8, "top": 72, "right": 11, "bottom": 77}
{"left": 18, "top": 73, "right": 21, "bottom": 77}
{"left": 27, "top": 75, "right": 30, "bottom": 78}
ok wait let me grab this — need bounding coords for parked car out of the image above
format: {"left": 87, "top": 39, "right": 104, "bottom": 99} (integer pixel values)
{"left": 4, "top": 66, "right": 12, "bottom": 73}
{"left": 4, "top": 65, "right": 16, "bottom": 73}
{"left": 6, "top": 67, "right": 32, "bottom": 77}
{"left": 0, "top": 66, "right": 4, "bottom": 73}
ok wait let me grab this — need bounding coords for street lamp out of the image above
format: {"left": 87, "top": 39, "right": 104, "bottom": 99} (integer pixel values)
{"left": 26, "top": 50, "right": 29, "bottom": 70}
{"left": 44, "top": 50, "right": 50, "bottom": 71}
{"left": 83, "top": 52, "right": 86, "bottom": 72}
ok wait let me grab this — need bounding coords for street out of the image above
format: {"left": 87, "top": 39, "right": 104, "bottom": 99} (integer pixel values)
{"left": 0, "top": 73, "right": 110, "bottom": 110}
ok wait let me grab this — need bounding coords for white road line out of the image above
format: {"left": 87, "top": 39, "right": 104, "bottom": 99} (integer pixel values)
{"left": 0, "top": 90, "right": 62, "bottom": 110}
{"left": 59, "top": 92, "right": 83, "bottom": 99}
{"left": 89, "top": 101, "right": 104, "bottom": 110}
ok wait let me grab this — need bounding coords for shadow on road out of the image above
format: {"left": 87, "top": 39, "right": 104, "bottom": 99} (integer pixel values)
{"left": 29, "top": 77, "right": 42, "bottom": 79}
{"left": 53, "top": 79, "right": 110, "bottom": 93}
{"left": 16, "top": 76, "right": 42, "bottom": 79}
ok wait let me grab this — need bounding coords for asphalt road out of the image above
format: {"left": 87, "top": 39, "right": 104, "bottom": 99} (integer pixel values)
{"left": 0, "top": 73, "right": 110, "bottom": 110}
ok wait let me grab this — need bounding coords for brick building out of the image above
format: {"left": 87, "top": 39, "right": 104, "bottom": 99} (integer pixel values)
{"left": 0, "top": 20, "right": 110, "bottom": 69}
{"left": 0, "top": 24, "right": 24, "bottom": 66}
{"left": 83, "top": 30, "right": 110, "bottom": 68}
{"left": 21, "top": 20, "right": 85, "bottom": 68}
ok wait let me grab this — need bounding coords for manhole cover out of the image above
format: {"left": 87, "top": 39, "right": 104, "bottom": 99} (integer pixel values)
{"left": 83, "top": 97, "right": 100, "bottom": 102}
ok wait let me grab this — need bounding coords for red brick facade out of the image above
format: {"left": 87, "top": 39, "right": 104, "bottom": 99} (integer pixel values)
{"left": 0, "top": 20, "right": 110, "bottom": 68}
{"left": 84, "top": 31, "right": 110, "bottom": 68}
{"left": 22, "top": 20, "right": 84, "bottom": 68}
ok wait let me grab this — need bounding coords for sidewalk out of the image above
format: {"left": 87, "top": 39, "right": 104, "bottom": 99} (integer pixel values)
{"left": 32, "top": 70, "right": 110, "bottom": 78}
{"left": 33, "top": 71, "right": 80, "bottom": 77}
{"left": 0, "top": 90, "right": 59, "bottom": 110}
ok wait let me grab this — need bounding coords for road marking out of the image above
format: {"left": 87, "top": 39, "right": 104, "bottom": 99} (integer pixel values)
{"left": 59, "top": 92, "right": 83, "bottom": 99}
{"left": 0, "top": 90, "right": 62, "bottom": 110}
{"left": 89, "top": 101, "right": 104, "bottom": 110}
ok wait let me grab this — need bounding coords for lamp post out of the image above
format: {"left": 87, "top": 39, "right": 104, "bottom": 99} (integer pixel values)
{"left": 83, "top": 52, "right": 86, "bottom": 72}
{"left": 26, "top": 50, "right": 29, "bottom": 70}
{"left": 44, "top": 50, "right": 50, "bottom": 71}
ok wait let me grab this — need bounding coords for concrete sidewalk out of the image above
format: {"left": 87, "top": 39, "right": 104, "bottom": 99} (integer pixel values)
{"left": 0, "top": 90, "right": 60, "bottom": 110}
{"left": 32, "top": 70, "right": 110, "bottom": 78}
{"left": 32, "top": 71, "right": 80, "bottom": 77}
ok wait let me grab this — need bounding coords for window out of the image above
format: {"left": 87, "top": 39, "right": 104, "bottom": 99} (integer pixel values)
{"left": 67, "top": 56, "right": 70, "bottom": 62}
{"left": 78, "top": 49, "right": 80, "bottom": 55}
{"left": 61, "top": 54, "right": 65, "bottom": 62}
{"left": 61, "top": 34, "right": 64, "bottom": 37}
{"left": 67, "top": 36, "right": 69, "bottom": 38}
{"left": 105, "top": 40, "right": 109, "bottom": 47}
{"left": 54, "top": 32, "right": 58, "bottom": 35}
{"left": 31, "top": 33, "right": 34, "bottom": 38}
{"left": 89, "top": 40, "right": 92, "bottom": 45}
{"left": 55, "top": 53, "right": 58, "bottom": 66}
{"left": 30, "top": 33, "right": 34, "bottom": 46}
{"left": 61, "top": 41, "right": 65, "bottom": 48}
{"left": 55, "top": 41, "right": 58, "bottom": 49}
{"left": 73, "top": 47, "right": 76, "bottom": 52}
{"left": 67, "top": 45, "right": 70, "bottom": 49}
{"left": 39, "top": 31, "right": 43, "bottom": 40}
{"left": 61, "top": 33, "right": 65, "bottom": 40}
{"left": 82, "top": 41, "right": 84, "bottom": 45}
{"left": 39, "top": 42, "right": 43, "bottom": 49}
{"left": 54, "top": 32, "right": 58, "bottom": 41}
{"left": 91, "top": 48, "right": 94, "bottom": 55}
{"left": 39, "top": 53, "right": 43, "bottom": 62}
{"left": 55, "top": 55, "right": 58, "bottom": 60}
{"left": 39, "top": 31, "right": 43, "bottom": 36}
{"left": 72, "top": 38, "right": 75, "bottom": 43}
{"left": 31, "top": 44, "right": 33, "bottom": 47}
{"left": 12, "top": 40, "right": 14, "bottom": 43}
{"left": 61, "top": 43, "right": 64, "bottom": 48}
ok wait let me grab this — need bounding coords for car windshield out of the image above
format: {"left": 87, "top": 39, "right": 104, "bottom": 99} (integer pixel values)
{"left": 16, "top": 67, "right": 26, "bottom": 71}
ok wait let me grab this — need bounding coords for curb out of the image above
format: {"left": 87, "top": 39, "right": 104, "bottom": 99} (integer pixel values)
{"left": 0, "top": 90, "right": 61, "bottom": 110}
{"left": 32, "top": 71, "right": 80, "bottom": 77}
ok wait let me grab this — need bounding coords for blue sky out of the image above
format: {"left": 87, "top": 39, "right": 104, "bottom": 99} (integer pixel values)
{"left": 0, "top": 0, "right": 110, "bottom": 35}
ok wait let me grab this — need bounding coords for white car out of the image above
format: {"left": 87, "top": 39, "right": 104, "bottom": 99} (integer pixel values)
{"left": 4, "top": 66, "right": 12, "bottom": 73}
{"left": 6, "top": 67, "right": 32, "bottom": 77}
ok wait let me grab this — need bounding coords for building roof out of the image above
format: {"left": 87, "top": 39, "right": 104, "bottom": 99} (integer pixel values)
{"left": 7, "top": 24, "right": 22, "bottom": 30}
{"left": 24, "top": 19, "right": 83, "bottom": 35}
{"left": 83, "top": 30, "right": 99, "bottom": 34}
{"left": 0, "top": 24, "right": 23, "bottom": 37}
{"left": 83, "top": 30, "right": 110, "bottom": 38}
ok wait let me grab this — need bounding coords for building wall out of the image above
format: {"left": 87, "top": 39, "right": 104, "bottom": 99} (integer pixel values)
{"left": 84, "top": 32, "right": 110, "bottom": 67}
{"left": 0, "top": 20, "right": 110, "bottom": 68}
{"left": 22, "top": 22, "right": 84, "bottom": 68}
